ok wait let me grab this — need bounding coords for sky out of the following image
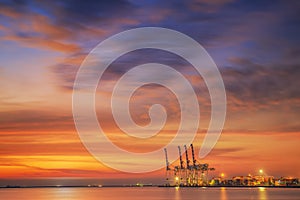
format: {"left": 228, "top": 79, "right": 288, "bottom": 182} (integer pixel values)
{"left": 0, "top": 0, "right": 300, "bottom": 185}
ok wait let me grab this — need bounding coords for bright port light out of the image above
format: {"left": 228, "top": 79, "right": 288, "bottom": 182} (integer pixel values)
{"left": 175, "top": 176, "right": 179, "bottom": 181}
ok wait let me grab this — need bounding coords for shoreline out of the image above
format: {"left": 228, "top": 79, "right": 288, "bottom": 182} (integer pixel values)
{"left": 158, "top": 185, "right": 300, "bottom": 188}
{"left": 1, "top": 185, "right": 299, "bottom": 189}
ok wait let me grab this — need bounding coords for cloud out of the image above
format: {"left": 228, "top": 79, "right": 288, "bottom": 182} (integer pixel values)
{"left": 0, "top": 156, "right": 110, "bottom": 177}
{"left": 50, "top": 53, "right": 87, "bottom": 91}
{"left": 187, "top": 0, "right": 235, "bottom": 13}
{"left": 39, "top": 0, "right": 135, "bottom": 23}
{"left": 223, "top": 57, "right": 300, "bottom": 109}
{"left": 208, "top": 147, "right": 245, "bottom": 158}
{"left": 51, "top": 49, "right": 300, "bottom": 134}
{"left": 0, "top": 4, "right": 21, "bottom": 19}
{"left": 0, "top": 110, "right": 74, "bottom": 131}
{"left": 52, "top": 48, "right": 194, "bottom": 91}
{"left": 0, "top": 0, "right": 140, "bottom": 54}
{"left": 0, "top": 6, "right": 81, "bottom": 53}
{"left": 4, "top": 34, "right": 80, "bottom": 53}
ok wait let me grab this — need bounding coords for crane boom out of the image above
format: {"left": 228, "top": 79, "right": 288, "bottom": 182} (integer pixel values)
{"left": 164, "top": 148, "right": 170, "bottom": 171}
{"left": 178, "top": 146, "right": 184, "bottom": 169}
{"left": 190, "top": 144, "right": 197, "bottom": 166}
{"left": 184, "top": 145, "right": 190, "bottom": 169}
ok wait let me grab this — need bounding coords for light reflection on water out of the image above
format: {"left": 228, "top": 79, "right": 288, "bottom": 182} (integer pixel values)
{"left": 258, "top": 187, "right": 267, "bottom": 200}
{"left": 220, "top": 187, "right": 227, "bottom": 200}
{"left": 0, "top": 187, "right": 299, "bottom": 200}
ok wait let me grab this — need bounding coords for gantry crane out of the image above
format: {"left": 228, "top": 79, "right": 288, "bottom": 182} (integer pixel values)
{"left": 184, "top": 145, "right": 190, "bottom": 170}
{"left": 178, "top": 146, "right": 184, "bottom": 170}
{"left": 164, "top": 148, "right": 172, "bottom": 186}
{"left": 184, "top": 144, "right": 192, "bottom": 185}
{"left": 190, "top": 144, "right": 200, "bottom": 185}
{"left": 164, "top": 148, "right": 170, "bottom": 171}
{"left": 176, "top": 146, "right": 185, "bottom": 185}
{"left": 164, "top": 144, "right": 215, "bottom": 186}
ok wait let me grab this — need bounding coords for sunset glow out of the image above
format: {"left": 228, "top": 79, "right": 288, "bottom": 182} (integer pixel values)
{"left": 0, "top": 0, "right": 299, "bottom": 186}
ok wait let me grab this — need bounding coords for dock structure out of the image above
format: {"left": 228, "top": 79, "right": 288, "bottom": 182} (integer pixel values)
{"left": 164, "top": 144, "right": 215, "bottom": 186}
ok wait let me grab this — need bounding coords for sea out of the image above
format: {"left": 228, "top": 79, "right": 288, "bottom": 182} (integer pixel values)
{"left": 0, "top": 187, "right": 299, "bottom": 200}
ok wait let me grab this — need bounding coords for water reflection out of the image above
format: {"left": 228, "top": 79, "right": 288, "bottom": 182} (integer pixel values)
{"left": 0, "top": 187, "right": 299, "bottom": 200}
{"left": 220, "top": 187, "right": 227, "bottom": 200}
{"left": 258, "top": 187, "right": 268, "bottom": 200}
{"left": 53, "top": 188, "right": 78, "bottom": 200}
{"left": 174, "top": 186, "right": 180, "bottom": 200}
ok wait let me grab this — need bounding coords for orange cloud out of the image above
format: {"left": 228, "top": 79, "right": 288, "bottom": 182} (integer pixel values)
{"left": 0, "top": 6, "right": 21, "bottom": 19}
{"left": 0, "top": 10, "right": 82, "bottom": 53}
{"left": 30, "top": 14, "right": 72, "bottom": 40}
{"left": 4, "top": 35, "right": 80, "bottom": 53}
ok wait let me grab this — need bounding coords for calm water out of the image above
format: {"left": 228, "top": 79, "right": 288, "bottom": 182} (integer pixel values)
{"left": 0, "top": 187, "right": 299, "bottom": 200}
